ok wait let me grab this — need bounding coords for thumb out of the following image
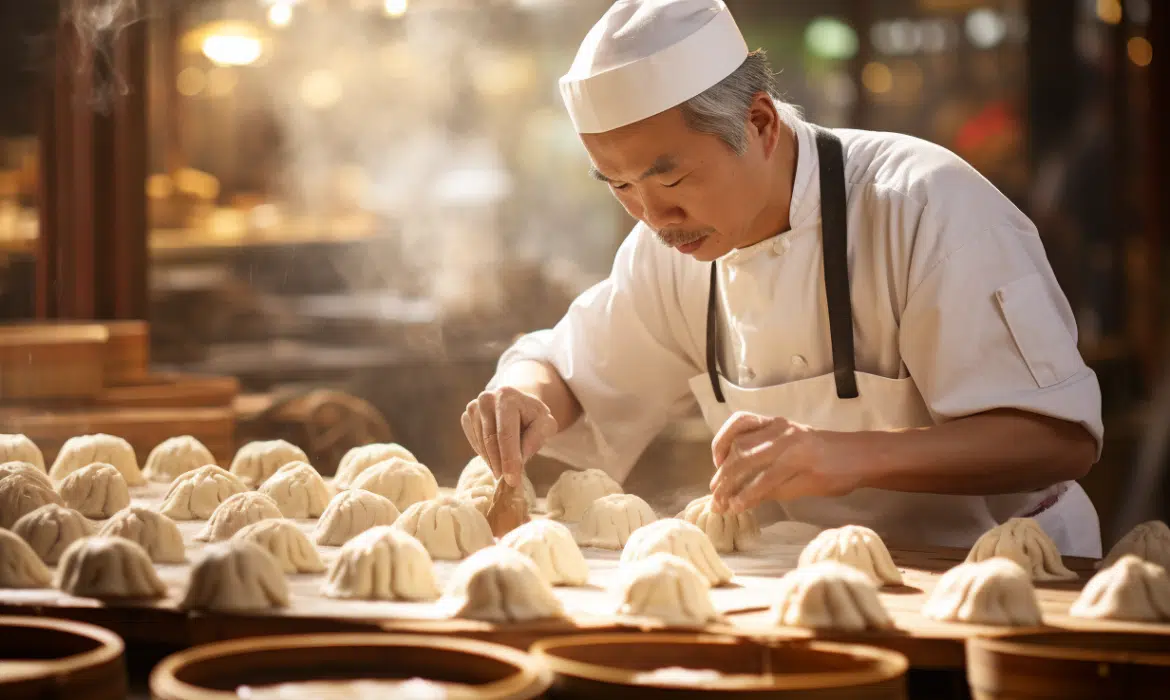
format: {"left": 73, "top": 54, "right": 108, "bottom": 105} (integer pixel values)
{"left": 520, "top": 411, "right": 558, "bottom": 462}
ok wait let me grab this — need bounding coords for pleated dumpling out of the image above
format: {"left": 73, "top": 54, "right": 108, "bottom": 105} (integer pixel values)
{"left": 334, "top": 443, "right": 417, "bottom": 488}
{"left": 678, "top": 495, "right": 760, "bottom": 553}
{"left": 349, "top": 458, "right": 438, "bottom": 512}
{"left": 228, "top": 439, "right": 308, "bottom": 488}
{"left": 159, "top": 465, "right": 248, "bottom": 520}
{"left": 97, "top": 507, "right": 186, "bottom": 563}
{"left": 55, "top": 536, "right": 167, "bottom": 600}
{"left": 798, "top": 525, "right": 903, "bottom": 586}
{"left": 259, "top": 461, "right": 331, "bottom": 519}
{"left": 498, "top": 519, "right": 589, "bottom": 586}
{"left": 770, "top": 561, "right": 893, "bottom": 631}
{"left": 233, "top": 518, "right": 324, "bottom": 574}
{"left": 620, "top": 518, "right": 732, "bottom": 586}
{"left": 195, "top": 491, "right": 283, "bottom": 542}
{"left": 0, "top": 476, "right": 63, "bottom": 528}
{"left": 575, "top": 493, "right": 657, "bottom": 550}
{"left": 615, "top": 552, "right": 719, "bottom": 627}
{"left": 314, "top": 489, "right": 400, "bottom": 546}
{"left": 922, "top": 558, "right": 1043, "bottom": 626}
{"left": 0, "top": 528, "right": 51, "bottom": 588}
{"left": 58, "top": 463, "right": 130, "bottom": 518}
{"left": 0, "top": 460, "right": 53, "bottom": 490}
{"left": 180, "top": 539, "right": 289, "bottom": 611}
{"left": 441, "top": 546, "right": 565, "bottom": 622}
{"left": 12, "top": 503, "right": 94, "bottom": 564}
{"left": 1100, "top": 520, "right": 1170, "bottom": 572}
{"left": 142, "top": 435, "right": 215, "bottom": 484}
{"left": 965, "top": 518, "right": 1076, "bottom": 581}
{"left": 49, "top": 433, "right": 144, "bottom": 485}
{"left": 1070, "top": 555, "right": 1170, "bottom": 622}
{"left": 0, "top": 434, "right": 44, "bottom": 471}
{"left": 322, "top": 526, "right": 438, "bottom": 601}
{"left": 454, "top": 457, "right": 536, "bottom": 510}
{"left": 393, "top": 496, "right": 492, "bottom": 560}
{"left": 546, "top": 468, "right": 623, "bottom": 522}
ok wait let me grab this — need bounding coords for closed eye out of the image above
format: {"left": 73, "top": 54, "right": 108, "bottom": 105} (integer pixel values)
{"left": 611, "top": 182, "right": 630, "bottom": 191}
{"left": 663, "top": 175, "right": 688, "bottom": 188}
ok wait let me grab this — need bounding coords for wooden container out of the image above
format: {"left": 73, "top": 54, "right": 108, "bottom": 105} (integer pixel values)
{"left": 0, "top": 615, "right": 127, "bottom": 700}
{"left": 967, "top": 630, "right": 1170, "bottom": 700}
{"left": 150, "top": 633, "right": 549, "bottom": 699}
{"left": 100, "top": 321, "right": 150, "bottom": 384}
{"left": 0, "top": 323, "right": 108, "bottom": 399}
{"left": 530, "top": 633, "right": 908, "bottom": 698}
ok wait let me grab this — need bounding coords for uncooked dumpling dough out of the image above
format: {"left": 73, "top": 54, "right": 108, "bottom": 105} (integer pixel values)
{"left": 314, "top": 489, "right": 400, "bottom": 546}
{"left": 0, "top": 477, "right": 63, "bottom": 528}
{"left": 393, "top": 496, "right": 493, "bottom": 560}
{"left": 965, "top": 517, "right": 1076, "bottom": 582}
{"left": 58, "top": 462, "right": 129, "bottom": 518}
{"left": 180, "top": 539, "right": 289, "bottom": 611}
{"left": 498, "top": 519, "right": 589, "bottom": 586}
{"left": 233, "top": 518, "right": 324, "bottom": 574}
{"left": 615, "top": 552, "right": 719, "bottom": 626}
{"left": 13, "top": 503, "right": 93, "bottom": 564}
{"left": 1100, "top": 520, "right": 1170, "bottom": 572}
{"left": 575, "top": 493, "right": 657, "bottom": 550}
{"left": 49, "top": 433, "right": 144, "bottom": 485}
{"left": 0, "top": 528, "right": 51, "bottom": 588}
{"left": 334, "top": 443, "right": 417, "bottom": 488}
{"left": 195, "top": 491, "right": 283, "bottom": 542}
{"left": 55, "top": 536, "right": 167, "bottom": 600}
{"left": 770, "top": 561, "right": 893, "bottom": 631}
{"left": 228, "top": 439, "right": 308, "bottom": 488}
{"left": 547, "top": 468, "right": 623, "bottom": 521}
{"left": 922, "top": 558, "right": 1043, "bottom": 626}
{"left": 142, "top": 435, "right": 215, "bottom": 484}
{"left": 97, "top": 507, "right": 186, "bottom": 564}
{"left": 0, "top": 460, "right": 53, "bottom": 490}
{"left": 455, "top": 456, "right": 536, "bottom": 508}
{"left": 160, "top": 465, "right": 248, "bottom": 520}
{"left": 441, "top": 546, "right": 565, "bottom": 622}
{"left": 678, "top": 495, "right": 760, "bottom": 553}
{"left": 798, "top": 525, "right": 904, "bottom": 586}
{"left": 0, "top": 434, "right": 44, "bottom": 471}
{"left": 322, "top": 525, "right": 438, "bottom": 600}
{"left": 350, "top": 458, "right": 438, "bottom": 512}
{"left": 1070, "top": 554, "right": 1170, "bottom": 622}
{"left": 621, "top": 518, "right": 733, "bottom": 586}
{"left": 259, "top": 461, "right": 331, "bottom": 518}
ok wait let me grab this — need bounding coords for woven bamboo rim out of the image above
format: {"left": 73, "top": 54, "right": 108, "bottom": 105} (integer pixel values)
{"left": 968, "top": 630, "right": 1170, "bottom": 666}
{"left": 0, "top": 615, "right": 124, "bottom": 685}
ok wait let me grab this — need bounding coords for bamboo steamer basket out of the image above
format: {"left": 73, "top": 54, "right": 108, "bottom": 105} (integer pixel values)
{"left": 530, "top": 633, "right": 908, "bottom": 698}
{"left": 150, "top": 633, "right": 549, "bottom": 699}
{"left": 0, "top": 323, "right": 108, "bottom": 399}
{"left": 0, "top": 615, "right": 127, "bottom": 700}
{"left": 966, "top": 630, "right": 1170, "bottom": 700}
{"left": 101, "top": 321, "right": 150, "bottom": 384}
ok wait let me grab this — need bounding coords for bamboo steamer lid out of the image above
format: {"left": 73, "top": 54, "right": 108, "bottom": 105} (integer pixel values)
{"left": 0, "top": 323, "right": 107, "bottom": 399}
{"left": 150, "top": 633, "right": 549, "bottom": 700}
{"left": 100, "top": 321, "right": 150, "bottom": 385}
{"left": 966, "top": 630, "right": 1170, "bottom": 700}
{"left": 0, "top": 615, "right": 126, "bottom": 700}
{"left": 529, "top": 633, "right": 908, "bottom": 698}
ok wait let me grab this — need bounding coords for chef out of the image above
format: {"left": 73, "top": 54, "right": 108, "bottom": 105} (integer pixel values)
{"left": 461, "top": 0, "right": 1104, "bottom": 556}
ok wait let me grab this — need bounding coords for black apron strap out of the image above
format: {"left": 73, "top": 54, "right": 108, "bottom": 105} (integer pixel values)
{"left": 705, "top": 125, "right": 858, "bottom": 403}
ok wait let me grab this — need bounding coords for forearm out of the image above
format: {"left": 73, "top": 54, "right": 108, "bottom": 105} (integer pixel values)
{"left": 851, "top": 409, "right": 1097, "bottom": 495}
{"left": 494, "top": 359, "right": 583, "bottom": 433}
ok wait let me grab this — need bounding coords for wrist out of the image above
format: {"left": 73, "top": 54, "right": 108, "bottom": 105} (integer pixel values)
{"left": 837, "top": 429, "right": 894, "bottom": 491}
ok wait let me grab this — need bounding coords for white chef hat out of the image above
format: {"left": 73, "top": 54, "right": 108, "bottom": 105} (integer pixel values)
{"left": 560, "top": 0, "right": 749, "bottom": 134}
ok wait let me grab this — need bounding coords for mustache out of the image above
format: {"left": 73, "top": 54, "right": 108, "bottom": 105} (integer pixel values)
{"left": 654, "top": 227, "right": 716, "bottom": 247}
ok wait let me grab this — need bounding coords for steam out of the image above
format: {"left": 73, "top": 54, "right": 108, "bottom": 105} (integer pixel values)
{"left": 66, "top": 0, "right": 152, "bottom": 113}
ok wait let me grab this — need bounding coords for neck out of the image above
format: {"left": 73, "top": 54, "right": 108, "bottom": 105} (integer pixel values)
{"left": 739, "top": 120, "right": 798, "bottom": 248}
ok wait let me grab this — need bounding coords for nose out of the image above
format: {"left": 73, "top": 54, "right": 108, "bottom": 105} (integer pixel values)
{"left": 635, "top": 188, "right": 685, "bottom": 231}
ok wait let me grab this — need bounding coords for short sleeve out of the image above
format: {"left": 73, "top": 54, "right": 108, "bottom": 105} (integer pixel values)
{"left": 488, "top": 226, "right": 699, "bottom": 481}
{"left": 898, "top": 226, "right": 1104, "bottom": 457}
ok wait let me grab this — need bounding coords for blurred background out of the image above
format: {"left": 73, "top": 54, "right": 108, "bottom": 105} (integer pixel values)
{"left": 0, "top": 0, "right": 1166, "bottom": 541}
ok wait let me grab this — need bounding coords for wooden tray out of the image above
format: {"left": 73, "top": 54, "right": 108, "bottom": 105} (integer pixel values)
{"left": 101, "top": 321, "right": 149, "bottom": 385}
{"left": 0, "top": 323, "right": 108, "bottom": 399}
{"left": 14, "top": 372, "right": 240, "bottom": 411}
{"left": 0, "top": 615, "right": 126, "bottom": 700}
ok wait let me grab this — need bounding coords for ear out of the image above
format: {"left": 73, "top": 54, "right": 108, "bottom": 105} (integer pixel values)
{"left": 747, "top": 93, "right": 781, "bottom": 157}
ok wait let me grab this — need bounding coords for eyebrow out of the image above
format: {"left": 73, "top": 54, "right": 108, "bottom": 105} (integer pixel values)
{"left": 589, "top": 155, "right": 678, "bottom": 184}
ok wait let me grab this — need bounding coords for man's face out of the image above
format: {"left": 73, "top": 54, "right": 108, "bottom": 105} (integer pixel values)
{"left": 581, "top": 101, "right": 775, "bottom": 261}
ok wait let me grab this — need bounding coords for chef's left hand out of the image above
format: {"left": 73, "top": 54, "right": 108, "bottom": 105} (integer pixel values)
{"left": 708, "top": 412, "right": 864, "bottom": 514}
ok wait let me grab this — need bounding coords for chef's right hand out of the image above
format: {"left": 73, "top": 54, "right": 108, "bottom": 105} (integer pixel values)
{"left": 462, "top": 386, "right": 558, "bottom": 487}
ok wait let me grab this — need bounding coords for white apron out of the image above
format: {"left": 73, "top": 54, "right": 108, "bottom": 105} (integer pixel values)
{"left": 690, "top": 128, "right": 1101, "bottom": 557}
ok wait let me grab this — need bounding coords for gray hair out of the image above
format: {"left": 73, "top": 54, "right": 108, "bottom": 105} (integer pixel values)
{"left": 679, "top": 50, "right": 801, "bottom": 155}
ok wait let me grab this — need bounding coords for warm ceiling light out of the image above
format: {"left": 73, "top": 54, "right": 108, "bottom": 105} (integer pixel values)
{"left": 384, "top": 0, "right": 408, "bottom": 18}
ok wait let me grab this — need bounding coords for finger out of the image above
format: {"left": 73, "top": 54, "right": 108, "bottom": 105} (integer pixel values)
{"left": 727, "top": 467, "right": 800, "bottom": 514}
{"left": 709, "top": 445, "right": 773, "bottom": 511}
{"left": 461, "top": 407, "right": 484, "bottom": 458}
{"left": 520, "top": 411, "right": 557, "bottom": 462}
{"left": 712, "top": 412, "right": 773, "bottom": 467}
{"left": 478, "top": 396, "right": 504, "bottom": 478}
{"left": 709, "top": 429, "right": 775, "bottom": 496}
{"left": 495, "top": 397, "right": 523, "bottom": 486}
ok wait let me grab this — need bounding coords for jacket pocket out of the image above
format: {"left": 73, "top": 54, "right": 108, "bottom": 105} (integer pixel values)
{"left": 995, "top": 273, "right": 1085, "bottom": 388}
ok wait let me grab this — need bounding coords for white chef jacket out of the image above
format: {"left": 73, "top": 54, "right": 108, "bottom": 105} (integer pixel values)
{"left": 489, "top": 117, "right": 1104, "bottom": 488}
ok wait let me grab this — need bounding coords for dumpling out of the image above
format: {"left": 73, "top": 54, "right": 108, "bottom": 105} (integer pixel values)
{"left": 55, "top": 536, "right": 167, "bottom": 600}
{"left": 454, "top": 456, "right": 536, "bottom": 508}
{"left": 228, "top": 439, "right": 308, "bottom": 488}
{"left": 0, "top": 434, "right": 45, "bottom": 471}
{"left": 798, "top": 525, "right": 904, "bottom": 586}
{"left": 322, "top": 526, "right": 439, "bottom": 600}
{"left": 58, "top": 463, "right": 130, "bottom": 518}
{"left": 393, "top": 496, "right": 493, "bottom": 560}
{"left": 0, "top": 460, "right": 53, "bottom": 490}
{"left": 770, "top": 561, "right": 893, "bottom": 631}
{"left": 0, "top": 477, "right": 63, "bottom": 528}
{"left": 615, "top": 552, "right": 719, "bottom": 626}
{"left": 12, "top": 504, "right": 93, "bottom": 564}
{"left": 259, "top": 461, "right": 331, "bottom": 518}
{"left": 441, "top": 546, "right": 565, "bottom": 622}
{"left": 1100, "top": 520, "right": 1170, "bottom": 571}
{"left": 334, "top": 443, "right": 417, "bottom": 488}
{"left": 233, "top": 518, "right": 324, "bottom": 574}
{"left": 965, "top": 518, "right": 1077, "bottom": 581}
{"left": 498, "top": 519, "right": 589, "bottom": 586}
{"left": 575, "top": 493, "right": 657, "bottom": 550}
{"left": 621, "top": 518, "right": 733, "bottom": 586}
{"left": 1070, "top": 554, "right": 1170, "bottom": 622}
{"left": 0, "top": 528, "right": 51, "bottom": 588}
{"left": 142, "top": 435, "right": 215, "bottom": 483}
{"left": 49, "top": 433, "right": 144, "bottom": 485}
{"left": 350, "top": 458, "right": 439, "bottom": 512}
{"left": 97, "top": 507, "right": 186, "bottom": 563}
{"left": 159, "top": 465, "right": 248, "bottom": 520}
{"left": 314, "top": 489, "right": 400, "bottom": 546}
{"left": 180, "top": 539, "right": 289, "bottom": 611}
{"left": 195, "top": 491, "right": 283, "bottom": 542}
{"left": 677, "top": 495, "right": 760, "bottom": 553}
{"left": 922, "top": 558, "right": 1043, "bottom": 626}
{"left": 547, "top": 468, "right": 623, "bottom": 521}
